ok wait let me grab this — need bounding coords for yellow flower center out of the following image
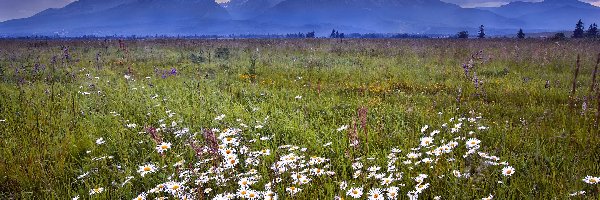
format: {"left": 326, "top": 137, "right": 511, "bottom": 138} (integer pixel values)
{"left": 241, "top": 191, "right": 247, "bottom": 195}
{"left": 374, "top": 194, "right": 379, "bottom": 198}
{"left": 353, "top": 190, "right": 358, "bottom": 194}
{"left": 172, "top": 185, "right": 180, "bottom": 190}
{"left": 506, "top": 170, "right": 512, "bottom": 174}
{"left": 249, "top": 193, "right": 256, "bottom": 198}
{"left": 144, "top": 166, "right": 151, "bottom": 171}
{"left": 226, "top": 137, "right": 233, "bottom": 141}
{"left": 161, "top": 145, "right": 168, "bottom": 149}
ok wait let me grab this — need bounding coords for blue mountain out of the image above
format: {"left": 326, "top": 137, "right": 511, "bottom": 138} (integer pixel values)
{"left": 0, "top": 0, "right": 598, "bottom": 36}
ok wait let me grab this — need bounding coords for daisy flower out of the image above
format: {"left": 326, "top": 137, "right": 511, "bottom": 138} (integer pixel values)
{"left": 337, "top": 125, "right": 349, "bottom": 132}
{"left": 420, "top": 137, "right": 434, "bottom": 147}
{"left": 407, "top": 152, "right": 421, "bottom": 159}
{"left": 347, "top": 187, "right": 363, "bottom": 199}
{"left": 368, "top": 188, "right": 384, "bottom": 200}
{"left": 137, "top": 163, "right": 157, "bottom": 177}
{"left": 95, "top": 138, "right": 105, "bottom": 145}
{"left": 133, "top": 192, "right": 147, "bottom": 200}
{"left": 156, "top": 142, "right": 172, "bottom": 153}
{"left": 387, "top": 187, "right": 399, "bottom": 199}
{"left": 263, "top": 191, "right": 277, "bottom": 200}
{"left": 238, "top": 178, "right": 255, "bottom": 188}
{"left": 381, "top": 177, "right": 394, "bottom": 185}
{"left": 286, "top": 186, "right": 302, "bottom": 195}
{"left": 465, "top": 138, "right": 481, "bottom": 148}
{"left": 482, "top": 194, "right": 493, "bottom": 200}
{"left": 247, "top": 190, "right": 260, "bottom": 199}
{"left": 501, "top": 166, "right": 515, "bottom": 176}
{"left": 415, "top": 183, "right": 429, "bottom": 193}
{"left": 89, "top": 187, "right": 104, "bottom": 195}
{"left": 583, "top": 176, "right": 599, "bottom": 184}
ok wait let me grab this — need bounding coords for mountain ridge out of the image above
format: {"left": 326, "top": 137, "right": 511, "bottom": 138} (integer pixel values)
{"left": 0, "top": 0, "right": 598, "bottom": 36}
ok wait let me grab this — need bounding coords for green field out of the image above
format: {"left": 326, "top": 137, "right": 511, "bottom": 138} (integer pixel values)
{"left": 1, "top": 38, "right": 599, "bottom": 199}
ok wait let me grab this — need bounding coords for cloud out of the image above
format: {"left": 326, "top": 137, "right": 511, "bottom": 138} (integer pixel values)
{"left": 441, "top": 0, "right": 600, "bottom": 7}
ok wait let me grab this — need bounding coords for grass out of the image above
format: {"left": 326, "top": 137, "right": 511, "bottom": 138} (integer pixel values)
{"left": 0, "top": 38, "right": 599, "bottom": 199}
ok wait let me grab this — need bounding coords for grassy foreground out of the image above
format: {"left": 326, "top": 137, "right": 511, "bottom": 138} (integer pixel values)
{"left": 0, "top": 38, "right": 599, "bottom": 199}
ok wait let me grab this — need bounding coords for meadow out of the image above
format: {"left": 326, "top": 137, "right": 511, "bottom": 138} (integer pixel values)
{"left": 0, "top": 38, "right": 599, "bottom": 199}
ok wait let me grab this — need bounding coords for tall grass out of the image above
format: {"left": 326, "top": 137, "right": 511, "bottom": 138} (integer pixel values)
{"left": 0, "top": 38, "right": 599, "bottom": 199}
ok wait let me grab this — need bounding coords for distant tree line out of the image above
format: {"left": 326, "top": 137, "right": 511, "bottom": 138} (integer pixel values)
{"left": 572, "top": 19, "right": 598, "bottom": 38}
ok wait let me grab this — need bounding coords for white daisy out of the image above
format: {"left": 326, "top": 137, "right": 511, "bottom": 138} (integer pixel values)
{"left": 583, "top": 176, "right": 599, "bottom": 184}
{"left": 368, "top": 188, "right": 384, "bottom": 200}
{"left": 502, "top": 166, "right": 515, "bottom": 176}
{"left": 347, "top": 187, "right": 363, "bottom": 199}
{"left": 420, "top": 137, "right": 434, "bottom": 147}
{"left": 155, "top": 142, "right": 171, "bottom": 153}
{"left": 137, "top": 163, "right": 157, "bottom": 177}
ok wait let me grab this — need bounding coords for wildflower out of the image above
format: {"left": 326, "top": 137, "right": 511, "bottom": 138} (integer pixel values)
{"left": 133, "top": 193, "right": 147, "bottom": 200}
{"left": 247, "top": 190, "right": 260, "bottom": 199}
{"left": 387, "top": 187, "right": 399, "bottom": 199}
{"left": 421, "top": 125, "right": 429, "bottom": 133}
{"left": 415, "top": 183, "right": 429, "bottom": 192}
{"left": 295, "top": 95, "right": 302, "bottom": 100}
{"left": 89, "top": 187, "right": 104, "bottom": 195}
{"left": 156, "top": 142, "right": 172, "bottom": 153}
{"left": 339, "top": 181, "right": 348, "bottom": 190}
{"left": 137, "top": 164, "right": 157, "bottom": 177}
{"left": 215, "top": 114, "right": 225, "bottom": 121}
{"left": 337, "top": 125, "right": 349, "bottom": 132}
{"left": 95, "top": 138, "right": 105, "bottom": 145}
{"left": 569, "top": 191, "right": 586, "bottom": 196}
{"left": 310, "top": 168, "right": 326, "bottom": 175}
{"left": 259, "top": 149, "right": 271, "bottom": 156}
{"left": 482, "top": 194, "right": 493, "bottom": 200}
{"left": 298, "top": 177, "right": 312, "bottom": 185}
{"left": 407, "top": 152, "right": 421, "bottom": 159}
{"left": 365, "top": 188, "right": 383, "bottom": 200}
{"left": 352, "top": 162, "right": 363, "bottom": 170}
{"left": 347, "top": 187, "right": 363, "bottom": 198}
{"left": 238, "top": 188, "right": 250, "bottom": 198}
{"left": 367, "top": 166, "right": 381, "bottom": 172}
{"left": 324, "top": 142, "right": 332, "bottom": 147}
{"left": 583, "top": 176, "right": 599, "bottom": 184}
{"left": 381, "top": 176, "right": 394, "bottom": 185}
{"left": 222, "top": 137, "right": 238, "bottom": 146}
{"left": 466, "top": 138, "right": 481, "bottom": 148}
{"left": 238, "top": 178, "right": 255, "bottom": 188}
{"left": 501, "top": 166, "right": 515, "bottom": 176}
{"left": 204, "top": 188, "right": 212, "bottom": 194}
{"left": 286, "top": 186, "right": 302, "bottom": 195}
{"left": 72, "top": 195, "right": 79, "bottom": 200}
{"left": 166, "top": 182, "right": 183, "bottom": 194}
{"left": 263, "top": 191, "right": 277, "bottom": 200}
{"left": 420, "top": 137, "right": 434, "bottom": 147}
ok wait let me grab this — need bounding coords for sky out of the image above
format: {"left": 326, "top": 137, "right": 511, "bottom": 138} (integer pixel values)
{"left": 1, "top": 0, "right": 599, "bottom": 22}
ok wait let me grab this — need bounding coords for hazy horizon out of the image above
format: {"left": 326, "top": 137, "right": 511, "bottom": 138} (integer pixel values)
{"left": 1, "top": 0, "right": 599, "bottom": 22}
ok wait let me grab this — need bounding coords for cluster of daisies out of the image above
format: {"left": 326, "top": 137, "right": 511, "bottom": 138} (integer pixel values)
{"left": 331, "top": 113, "right": 516, "bottom": 200}
{"left": 74, "top": 83, "right": 522, "bottom": 200}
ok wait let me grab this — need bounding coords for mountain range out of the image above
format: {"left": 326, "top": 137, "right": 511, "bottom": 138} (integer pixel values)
{"left": 0, "top": 0, "right": 598, "bottom": 36}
